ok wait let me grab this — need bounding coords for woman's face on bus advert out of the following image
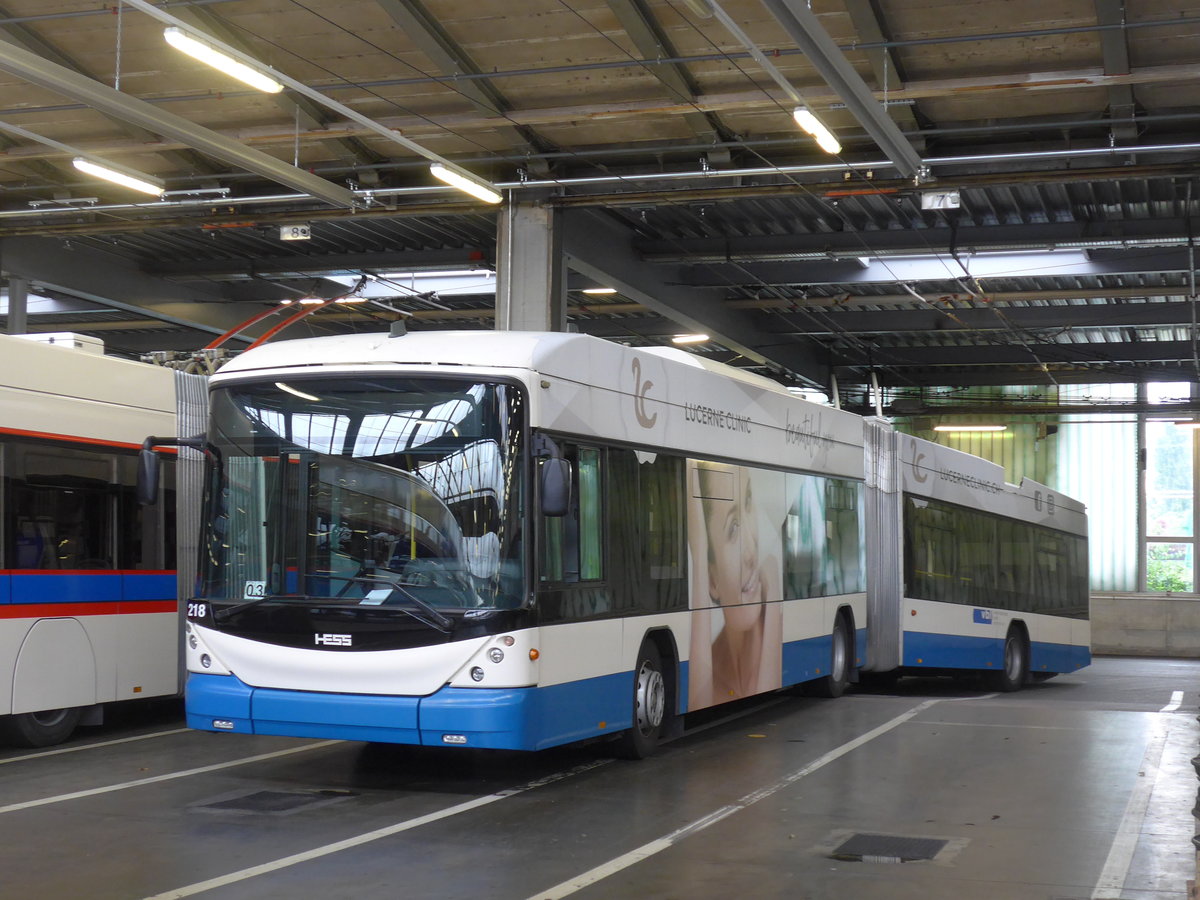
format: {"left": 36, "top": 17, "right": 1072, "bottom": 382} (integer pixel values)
{"left": 706, "top": 475, "right": 763, "bottom": 632}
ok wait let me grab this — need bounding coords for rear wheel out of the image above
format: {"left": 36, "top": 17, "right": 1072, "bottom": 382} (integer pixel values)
{"left": 615, "top": 642, "right": 667, "bottom": 759}
{"left": 0, "top": 707, "right": 83, "bottom": 748}
{"left": 810, "top": 616, "right": 852, "bottom": 698}
{"left": 987, "top": 628, "right": 1029, "bottom": 692}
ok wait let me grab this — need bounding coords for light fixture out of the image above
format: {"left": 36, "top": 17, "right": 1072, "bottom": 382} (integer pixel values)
{"left": 334, "top": 297, "right": 367, "bottom": 304}
{"left": 429, "top": 163, "right": 503, "bottom": 204}
{"left": 792, "top": 106, "right": 841, "bottom": 155}
{"left": 275, "top": 382, "right": 321, "bottom": 402}
{"left": 71, "top": 157, "right": 164, "bottom": 196}
{"left": 163, "top": 26, "right": 284, "bottom": 93}
{"left": 932, "top": 425, "right": 1008, "bottom": 433}
{"left": 582, "top": 287, "right": 617, "bottom": 295}
{"left": 672, "top": 333, "right": 710, "bottom": 344}
{"left": 297, "top": 297, "right": 325, "bottom": 305}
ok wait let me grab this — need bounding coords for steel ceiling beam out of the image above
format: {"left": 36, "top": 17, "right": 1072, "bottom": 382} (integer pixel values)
{"left": 604, "top": 0, "right": 721, "bottom": 145}
{"left": 833, "top": 339, "right": 1199, "bottom": 368}
{"left": 760, "top": 0, "right": 924, "bottom": 179}
{"left": 562, "top": 209, "right": 830, "bottom": 387}
{"left": 0, "top": 235, "right": 259, "bottom": 339}
{"left": 170, "top": 4, "right": 381, "bottom": 168}
{"left": 375, "top": 0, "right": 546, "bottom": 159}
{"left": 0, "top": 42, "right": 360, "bottom": 207}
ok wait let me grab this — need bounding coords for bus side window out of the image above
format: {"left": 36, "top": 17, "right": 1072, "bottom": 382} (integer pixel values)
{"left": 539, "top": 444, "right": 604, "bottom": 584}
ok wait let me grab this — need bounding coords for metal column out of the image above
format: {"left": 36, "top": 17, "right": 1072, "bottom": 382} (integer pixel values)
{"left": 495, "top": 193, "right": 567, "bottom": 332}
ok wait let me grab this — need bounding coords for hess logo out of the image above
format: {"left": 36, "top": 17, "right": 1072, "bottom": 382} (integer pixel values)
{"left": 315, "top": 633, "right": 352, "bottom": 647}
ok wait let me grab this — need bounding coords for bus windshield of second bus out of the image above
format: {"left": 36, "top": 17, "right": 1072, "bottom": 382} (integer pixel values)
{"left": 199, "top": 375, "right": 526, "bottom": 620}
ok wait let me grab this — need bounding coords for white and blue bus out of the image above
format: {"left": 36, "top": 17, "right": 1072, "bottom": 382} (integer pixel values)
{"left": 0, "top": 333, "right": 179, "bottom": 747}
{"left": 165, "top": 330, "right": 1088, "bottom": 756}
{"left": 863, "top": 424, "right": 1090, "bottom": 690}
{"left": 171, "top": 330, "right": 871, "bottom": 756}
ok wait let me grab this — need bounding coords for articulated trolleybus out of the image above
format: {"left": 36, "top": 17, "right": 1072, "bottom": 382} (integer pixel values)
{"left": 864, "top": 424, "right": 1089, "bottom": 690}
{"left": 175, "top": 330, "right": 1087, "bottom": 756}
{"left": 1, "top": 333, "right": 178, "bottom": 747}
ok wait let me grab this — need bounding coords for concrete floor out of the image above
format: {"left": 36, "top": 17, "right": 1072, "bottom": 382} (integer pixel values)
{"left": 0, "top": 656, "right": 1196, "bottom": 900}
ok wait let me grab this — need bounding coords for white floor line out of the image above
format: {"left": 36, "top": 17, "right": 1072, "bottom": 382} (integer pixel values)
{"left": 1159, "top": 690, "right": 1184, "bottom": 713}
{"left": 1090, "top": 714, "right": 1175, "bottom": 899}
{"left": 140, "top": 759, "right": 612, "bottom": 900}
{"left": 525, "top": 696, "right": 986, "bottom": 900}
{"left": 0, "top": 728, "right": 191, "bottom": 766}
{"left": 0, "top": 740, "right": 340, "bottom": 815}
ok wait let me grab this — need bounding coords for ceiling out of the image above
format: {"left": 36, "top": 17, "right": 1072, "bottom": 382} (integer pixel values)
{"left": 1, "top": 0, "right": 1199, "bottom": 409}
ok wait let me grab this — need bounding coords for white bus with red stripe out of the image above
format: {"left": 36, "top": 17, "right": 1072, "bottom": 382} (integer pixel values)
{"left": 0, "top": 334, "right": 178, "bottom": 747}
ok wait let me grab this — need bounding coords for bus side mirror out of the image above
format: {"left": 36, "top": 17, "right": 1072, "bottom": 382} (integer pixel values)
{"left": 137, "top": 438, "right": 162, "bottom": 506}
{"left": 540, "top": 457, "right": 571, "bottom": 517}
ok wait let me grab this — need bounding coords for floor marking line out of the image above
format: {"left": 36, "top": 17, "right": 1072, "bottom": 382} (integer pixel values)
{"left": 0, "top": 741, "right": 340, "bottom": 815}
{"left": 525, "top": 696, "right": 975, "bottom": 900}
{"left": 1159, "top": 690, "right": 1184, "bottom": 713}
{"left": 1090, "top": 713, "right": 1174, "bottom": 899}
{"left": 140, "top": 759, "right": 612, "bottom": 900}
{"left": 0, "top": 729, "right": 191, "bottom": 766}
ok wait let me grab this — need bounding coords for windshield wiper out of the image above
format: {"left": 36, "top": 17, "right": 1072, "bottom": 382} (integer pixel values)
{"left": 341, "top": 574, "right": 454, "bottom": 633}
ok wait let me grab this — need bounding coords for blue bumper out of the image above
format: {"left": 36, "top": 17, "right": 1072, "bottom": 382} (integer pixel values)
{"left": 186, "top": 671, "right": 632, "bottom": 751}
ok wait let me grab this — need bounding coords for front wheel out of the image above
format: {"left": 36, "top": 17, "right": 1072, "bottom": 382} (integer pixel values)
{"left": 615, "top": 642, "right": 667, "bottom": 759}
{"left": 810, "top": 616, "right": 852, "bottom": 698}
{"left": 0, "top": 707, "right": 83, "bottom": 748}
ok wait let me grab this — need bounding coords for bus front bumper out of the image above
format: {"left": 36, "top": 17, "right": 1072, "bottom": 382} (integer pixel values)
{"left": 185, "top": 672, "right": 539, "bottom": 750}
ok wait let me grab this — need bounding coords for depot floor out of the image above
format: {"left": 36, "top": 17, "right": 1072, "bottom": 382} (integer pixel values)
{"left": 1, "top": 656, "right": 1196, "bottom": 900}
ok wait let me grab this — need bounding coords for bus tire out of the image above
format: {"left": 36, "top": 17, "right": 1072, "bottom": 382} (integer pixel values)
{"left": 988, "top": 627, "right": 1029, "bottom": 693}
{"left": 811, "top": 615, "right": 852, "bottom": 699}
{"left": 0, "top": 707, "right": 83, "bottom": 748}
{"left": 615, "top": 642, "right": 667, "bottom": 759}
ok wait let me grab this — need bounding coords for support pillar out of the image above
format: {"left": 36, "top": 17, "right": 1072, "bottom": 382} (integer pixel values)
{"left": 495, "top": 193, "right": 567, "bottom": 332}
{"left": 6, "top": 275, "right": 28, "bottom": 335}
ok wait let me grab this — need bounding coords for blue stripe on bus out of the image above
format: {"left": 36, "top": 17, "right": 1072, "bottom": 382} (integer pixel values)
{"left": 121, "top": 573, "right": 176, "bottom": 602}
{"left": 187, "top": 632, "right": 874, "bottom": 750}
{"left": 186, "top": 670, "right": 635, "bottom": 751}
{"left": 1030, "top": 640, "right": 1090, "bottom": 673}
{"left": 2, "top": 572, "right": 174, "bottom": 605}
{"left": 903, "top": 630, "right": 1089, "bottom": 673}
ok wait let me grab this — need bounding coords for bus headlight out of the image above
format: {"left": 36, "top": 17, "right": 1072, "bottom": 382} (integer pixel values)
{"left": 488, "top": 647, "right": 504, "bottom": 663}
{"left": 470, "top": 666, "right": 485, "bottom": 682}
{"left": 200, "top": 654, "right": 212, "bottom": 669}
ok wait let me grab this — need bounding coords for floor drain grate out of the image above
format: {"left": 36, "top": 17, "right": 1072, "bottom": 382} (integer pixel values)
{"left": 831, "top": 833, "right": 948, "bottom": 863}
{"left": 196, "top": 790, "right": 352, "bottom": 816}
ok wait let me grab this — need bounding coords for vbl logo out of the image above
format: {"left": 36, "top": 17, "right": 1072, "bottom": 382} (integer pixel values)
{"left": 972, "top": 609, "right": 993, "bottom": 624}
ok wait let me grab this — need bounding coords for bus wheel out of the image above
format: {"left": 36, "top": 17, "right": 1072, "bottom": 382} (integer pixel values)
{"left": 988, "top": 628, "right": 1029, "bottom": 693}
{"left": 0, "top": 707, "right": 83, "bottom": 748}
{"left": 811, "top": 616, "right": 852, "bottom": 699}
{"left": 615, "top": 642, "right": 667, "bottom": 759}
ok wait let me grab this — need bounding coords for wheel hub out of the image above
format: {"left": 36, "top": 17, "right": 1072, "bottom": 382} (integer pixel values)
{"left": 634, "top": 662, "right": 665, "bottom": 733}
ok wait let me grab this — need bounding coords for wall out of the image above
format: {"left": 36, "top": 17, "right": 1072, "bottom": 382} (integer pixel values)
{"left": 1091, "top": 593, "right": 1200, "bottom": 657}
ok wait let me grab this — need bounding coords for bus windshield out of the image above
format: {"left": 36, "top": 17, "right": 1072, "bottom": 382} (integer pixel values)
{"left": 199, "top": 376, "right": 526, "bottom": 613}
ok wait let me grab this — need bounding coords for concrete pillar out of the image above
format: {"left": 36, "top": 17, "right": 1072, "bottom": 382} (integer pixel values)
{"left": 495, "top": 193, "right": 567, "bottom": 332}
{"left": 6, "top": 276, "right": 28, "bottom": 335}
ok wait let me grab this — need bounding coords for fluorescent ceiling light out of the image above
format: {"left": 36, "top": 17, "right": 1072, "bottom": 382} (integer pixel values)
{"left": 671, "top": 333, "right": 710, "bottom": 344}
{"left": 164, "top": 26, "right": 284, "bottom": 93}
{"left": 335, "top": 297, "right": 366, "bottom": 304}
{"left": 429, "top": 164, "right": 503, "bottom": 204}
{"left": 71, "top": 157, "right": 164, "bottom": 196}
{"left": 275, "top": 382, "right": 321, "bottom": 402}
{"left": 792, "top": 106, "right": 841, "bottom": 155}
{"left": 298, "top": 297, "right": 325, "bottom": 305}
{"left": 932, "top": 424, "right": 1007, "bottom": 432}
{"left": 582, "top": 287, "right": 617, "bottom": 295}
